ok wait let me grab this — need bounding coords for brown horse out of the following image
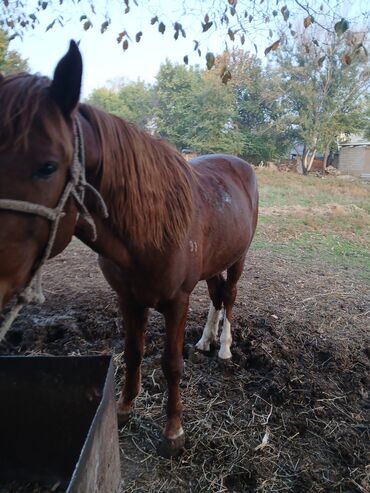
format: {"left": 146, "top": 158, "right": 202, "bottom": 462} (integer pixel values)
{"left": 0, "top": 41, "right": 258, "bottom": 457}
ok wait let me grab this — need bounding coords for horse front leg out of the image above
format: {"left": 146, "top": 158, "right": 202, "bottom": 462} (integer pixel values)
{"left": 117, "top": 299, "right": 148, "bottom": 427}
{"left": 159, "top": 293, "right": 189, "bottom": 458}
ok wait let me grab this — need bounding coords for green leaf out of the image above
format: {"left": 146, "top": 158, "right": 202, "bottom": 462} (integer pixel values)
{"left": 80, "top": 15, "right": 87, "bottom": 21}
{"left": 158, "top": 22, "right": 166, "bottom": 34}
{"left": 150, "top": 16, "right": 158, "bottom": 25}
{"left": 206, "top": 52, "right": 215, "bottom": 70}
{"left": 123, "top": 39, "right": 129, "bottom": 51}
{"left": 135, "top": 31, "right": 142, "bottom": 42}
{"left": 240, "top": 34, "right": 245, "bottom": 45}
{"left": 334, "top": 18, "right": 349, "bottom": 36}
{"left": 41, "top": 2, "right": 48, "bottom": 10}
{"left": 183, "top": 55, "right": 189, "bottom": 65}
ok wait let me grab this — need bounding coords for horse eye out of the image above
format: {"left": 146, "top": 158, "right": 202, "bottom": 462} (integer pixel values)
{"left": 33, "top": 162, "right": 58, "bottom": 180}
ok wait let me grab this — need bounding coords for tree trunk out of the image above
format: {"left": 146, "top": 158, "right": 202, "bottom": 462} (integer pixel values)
{"left": 299, "top": 145, "right": 308, "bottom": 175}
{"left": 322, "top": 147, "right": 330, "bottom": 172}
{"left": 307, "top": 148, "right": 317, "bottom": 172}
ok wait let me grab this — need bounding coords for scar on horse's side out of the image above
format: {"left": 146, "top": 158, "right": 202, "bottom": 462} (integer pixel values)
{"left": 0, "top": 41, "right": 258, "bottom": 457}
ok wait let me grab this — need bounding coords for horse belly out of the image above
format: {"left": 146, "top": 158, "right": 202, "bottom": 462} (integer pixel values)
{"left": 200, "top": 202, "right": 255, "bottom": 280}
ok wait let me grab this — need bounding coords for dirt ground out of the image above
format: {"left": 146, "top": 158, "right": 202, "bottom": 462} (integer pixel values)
{"left": 0, "top": 239, "right": 369, "bottom": 493}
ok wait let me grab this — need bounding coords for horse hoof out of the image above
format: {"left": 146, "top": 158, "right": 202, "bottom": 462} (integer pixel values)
{"left": 157, "top": 433, "right": 186, "bottom": 458}
{"left": 117, "top": 411, "right": 131, "bottom": 428}
{"left": 218, "top": 348, "right": 232, "bottom": 360}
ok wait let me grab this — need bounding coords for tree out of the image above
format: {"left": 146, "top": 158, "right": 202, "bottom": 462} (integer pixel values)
{"left": 86, "top": 80, "right": 155, "bottom": 129}
{"left": 213, "top": 50, "right": 292, "bottom": 162}
{"left": 276, "top": 26, "right": 370, "bottom": 173}
{"left": 192, "top": 71, "right": 243, "bottom": 155}
{"left": 155, "top": 61, "right": 202, "bottom": 150}
{"left": 155, "top": 60, "right": 242, "bottom": 154}
{"left": 0, "top": 29, "right": 28, "bottom": 75}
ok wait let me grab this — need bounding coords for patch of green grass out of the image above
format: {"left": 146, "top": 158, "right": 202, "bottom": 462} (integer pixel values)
{"left": 252, "top": 171, "right": 370, "bottom": 280}
{"left": 252, "top": 227, "right": 370, "bottom": 280}
{"left": 256, "top": 169, "right": 370, "bottom": 211}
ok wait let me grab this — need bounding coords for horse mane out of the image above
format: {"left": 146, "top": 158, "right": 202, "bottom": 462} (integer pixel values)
{"left": 0, "top": 73, "right": 70, "bottom": 155}
{"left": 79, "top": 104, "right": 197, "bottom": 250}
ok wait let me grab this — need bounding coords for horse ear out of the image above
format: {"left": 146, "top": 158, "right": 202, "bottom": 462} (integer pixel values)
{"left": 50, "top": 40, "right": 82, "bottom": 118}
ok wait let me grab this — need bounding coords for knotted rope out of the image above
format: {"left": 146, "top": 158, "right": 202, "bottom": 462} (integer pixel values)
{"left": 0, "top": 117, "right": 108, "bottom": 341}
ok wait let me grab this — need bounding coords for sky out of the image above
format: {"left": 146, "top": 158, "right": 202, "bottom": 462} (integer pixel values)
{"left": 8, "top": 0, "right": 369, "bottom": 98}
{"left": 10, "top": 1, "right": 237, "bottom": 97}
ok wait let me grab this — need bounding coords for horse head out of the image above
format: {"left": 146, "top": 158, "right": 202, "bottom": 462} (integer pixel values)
{"left": 0, "top": 41, "right": 83, "bottom": 311}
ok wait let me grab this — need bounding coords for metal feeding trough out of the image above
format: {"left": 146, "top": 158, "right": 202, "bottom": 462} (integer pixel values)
{"left": 0, "top": 355, "right": 121, "bottom": 492}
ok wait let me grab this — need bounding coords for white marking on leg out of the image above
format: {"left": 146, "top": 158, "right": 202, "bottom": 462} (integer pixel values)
{"left": 196, "top": 303, "right": 222, "bottom": 351}
{"left": 218, "top": 316, "right": 232, "bottom": 359}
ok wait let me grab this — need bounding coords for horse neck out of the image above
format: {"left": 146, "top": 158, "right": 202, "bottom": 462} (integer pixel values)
{"left": 77, "top": 107, "right": 195, "bottom": 254}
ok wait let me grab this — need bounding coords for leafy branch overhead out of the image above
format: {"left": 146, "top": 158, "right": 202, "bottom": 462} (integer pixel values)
{"left": 1, "top": 1, "right": 367, "bottom": 61}
{"left": 0, "top": 0, "right": 368, "bottom": 85}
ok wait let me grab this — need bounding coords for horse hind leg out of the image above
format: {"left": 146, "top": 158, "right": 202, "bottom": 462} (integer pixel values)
{"left": 196, "top": 274, "right": 225, "bottom": 352}
{"left": 218, "top": 256, "right": 246, "bottom": 360}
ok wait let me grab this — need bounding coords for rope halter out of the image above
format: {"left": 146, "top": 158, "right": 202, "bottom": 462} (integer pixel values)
{"left": 0, "top": 117, "right": 108, "bottom": 341}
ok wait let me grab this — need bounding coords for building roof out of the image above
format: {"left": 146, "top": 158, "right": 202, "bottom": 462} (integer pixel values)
{"left": 339, "top": 134, "right": 370, "bottom": 147}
